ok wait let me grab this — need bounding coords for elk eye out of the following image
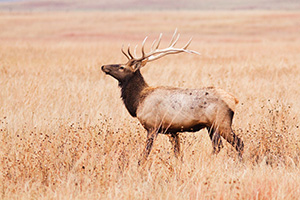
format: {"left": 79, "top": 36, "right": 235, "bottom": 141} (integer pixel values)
{"left": 119, "top": 66, "right": 125, "bottom": 70}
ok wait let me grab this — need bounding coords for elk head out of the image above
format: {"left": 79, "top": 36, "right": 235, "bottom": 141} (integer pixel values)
{"left": 101, "top": 29, "right": 200, "bottom": 83}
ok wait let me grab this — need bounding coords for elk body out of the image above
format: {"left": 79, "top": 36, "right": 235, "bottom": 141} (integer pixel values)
{"left": 101, "top": 31, "right": 244, "bottom": 165}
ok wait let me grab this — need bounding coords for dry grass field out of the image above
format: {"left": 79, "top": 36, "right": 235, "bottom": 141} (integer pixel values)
{"left": 1, "top": 11, "right": 300, "bottom": 199}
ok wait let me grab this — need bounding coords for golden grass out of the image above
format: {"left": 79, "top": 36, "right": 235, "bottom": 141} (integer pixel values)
{"left": 1, "top": 11, "right": 300, "bottom": 199}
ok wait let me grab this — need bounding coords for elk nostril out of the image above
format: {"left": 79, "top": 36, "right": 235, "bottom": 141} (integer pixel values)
{"left": 101, "top": 65, "right": 108, "bottom": 72}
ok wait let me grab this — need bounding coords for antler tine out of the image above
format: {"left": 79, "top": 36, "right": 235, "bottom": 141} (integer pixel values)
{"left": 127, "top": 45, "right": 134, "bottom": 59}
{"left": 134, "top": 45, "right": 138, "bottom": 58}
{"left": 170, "top": 33, "right": 180, "bottom": 47}
{"left": 168, "top": 28, "right": 178, "bottom": 47}
{"left": 121, "top": 45, "right": 130, "bottom": 60}
{"left": 149, "top": 33, "right": 163, "bottom": 52}
{"left": 141, "top": 36, "right": 148, "bottom": 58}
{"left": 155, "top": 33, "right": 162, "bottom": 50}
{"left": 150, "top": 39, "right": 157, "bottom": 51}
{"left": 183, "top": 38, "right": 192, "bottom": 49}
{"left": 182, "top": 37, "right": 200, "bottom": 55}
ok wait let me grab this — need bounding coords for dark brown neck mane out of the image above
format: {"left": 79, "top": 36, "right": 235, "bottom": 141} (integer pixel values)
{"left": 119, "top": 70, "right": 149, "bottom": 117}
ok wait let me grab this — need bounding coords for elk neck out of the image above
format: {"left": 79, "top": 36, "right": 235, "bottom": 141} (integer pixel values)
{"left": 119, "top": 69, "right": 149, "bottom": 117}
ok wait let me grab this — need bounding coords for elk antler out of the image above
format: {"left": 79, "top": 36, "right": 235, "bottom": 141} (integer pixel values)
{"left": 121, "top": 29, "right": 200, "bottom": 66}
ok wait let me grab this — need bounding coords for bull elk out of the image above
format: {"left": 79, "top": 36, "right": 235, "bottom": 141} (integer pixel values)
{"left": 101, "top": 30, "right": 244, "bottom": 165}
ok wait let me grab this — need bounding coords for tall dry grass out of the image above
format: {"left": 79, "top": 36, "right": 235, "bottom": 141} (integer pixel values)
{"left": 0, "top": 11, "right": 300, "bottom": 199}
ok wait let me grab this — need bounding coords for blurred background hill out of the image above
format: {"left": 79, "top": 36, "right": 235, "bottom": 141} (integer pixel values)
{"left": 1, "top": 0, "right": 300, "bottom": 11}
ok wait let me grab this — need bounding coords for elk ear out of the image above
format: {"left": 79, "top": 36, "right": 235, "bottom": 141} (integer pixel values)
{"left": 133, "top": 59, "right": 148, "bottom": 72}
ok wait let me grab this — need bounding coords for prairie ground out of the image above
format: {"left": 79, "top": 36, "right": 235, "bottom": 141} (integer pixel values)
{"left": 0, "top": 11, "right": 300, "bottom": 199}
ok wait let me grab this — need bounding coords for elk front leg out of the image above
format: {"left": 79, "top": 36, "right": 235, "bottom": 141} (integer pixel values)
{"left": 207, "top": 127, "right": 224, "bottom": 154}
{"left": 168, "top": 133, "right": 181, "bottom": 159}
{"left": 138, "top": 129, "right": 158, "bottom": 166}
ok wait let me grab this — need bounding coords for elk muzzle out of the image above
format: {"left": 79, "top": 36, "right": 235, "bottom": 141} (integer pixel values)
{"left": 101, "top": 65, "right": 111, "bottom": 74}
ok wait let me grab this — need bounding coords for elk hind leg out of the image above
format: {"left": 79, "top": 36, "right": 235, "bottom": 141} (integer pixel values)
{"left": 207, "top": 127, "right": 224, "bottom": 154}
{"left": 216, "top": 108, "right": 244, "bottom": 157}
{"left": 220, "top": 126, "right": 244, "bottom": 157}
{"left": 168, "top": 133, "right": 181, "bottom": 160}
